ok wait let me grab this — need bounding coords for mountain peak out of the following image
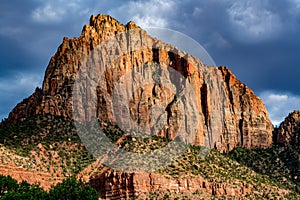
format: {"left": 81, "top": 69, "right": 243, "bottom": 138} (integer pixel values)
{"left": 77, "top": 14, "right": 141, "bottom": 47}
{"left": 89, "top": 14, "right": 121, "bottom": 28}
{"left": 126, "top": 21, "right": 140, "bottom": 29}
{"left": 275, "top": 110, "right": 300, "bottom": 146}
{"left": 1, "top": 14, "right": 273, "bottom": 152}
{"left": 89, "top": 14, "right": 140, "bottom": 30}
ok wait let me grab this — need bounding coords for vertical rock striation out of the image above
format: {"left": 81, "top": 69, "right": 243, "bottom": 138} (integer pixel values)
{"left": 89, "top": 169, "right": 252, "bottom": 199}
{"left": 1, "top": 14, "right": 273, "bottom": 152}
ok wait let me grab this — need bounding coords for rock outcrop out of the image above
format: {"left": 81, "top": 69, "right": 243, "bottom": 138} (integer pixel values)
{"left": 274, "top": 110, "right": 300, "bottom": 147}
{"left": 89, "top": 169, "right": 252, "bottom": 199}
{"left": 0, "top": 87, "right": 42, "bottom": 128}
{"left": 0, "top": 14, "right": 273, "bottom": 152}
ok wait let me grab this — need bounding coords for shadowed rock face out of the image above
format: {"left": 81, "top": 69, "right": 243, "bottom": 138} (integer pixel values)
{"left": 0, "top": 87, "right": 42, "bottom": 128}
{"left": 275, "top": 110, "right": 300, "bottom": 147}
{"left": 1, "top": 14, "right": 273, "bottom": 152}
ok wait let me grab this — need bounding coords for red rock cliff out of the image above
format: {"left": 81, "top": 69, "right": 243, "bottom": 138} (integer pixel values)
{"left": 275, "top": 110, "right": 300, "bottom": 147}
{"left": 1, "top": 14, "right": 273, "bottom": 152}
{"left": 89, "top": 169, "right": 251, "bottom": 199}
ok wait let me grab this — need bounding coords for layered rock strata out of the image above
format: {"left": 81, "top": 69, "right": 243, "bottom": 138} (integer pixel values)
{"left": 89, "top": 170, "right": 251, "bottom": 199}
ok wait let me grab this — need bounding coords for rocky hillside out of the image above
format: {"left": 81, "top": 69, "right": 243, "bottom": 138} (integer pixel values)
{"left": 88, "top": 140, "right": 300, "bottom": 199}
{"left": 0, "top": 115, "right": 299, "bottom": 199}
{"left": 1, "top": 14, "right": 273, "bottom": 153}
{"left": 274, "top": 110, "right": 300, "bottom": 147}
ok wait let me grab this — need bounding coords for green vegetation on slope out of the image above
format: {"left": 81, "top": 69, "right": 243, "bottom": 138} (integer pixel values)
{"left": 1, "top": 115, "right": 300, "bottom": 199}
{"left": 116, "top": 134, "right": 300, "bottom": 199}
{"left": 0, "top": 115, "right": 81, "bottom": 156}
{"left": 0, "top": 115, "right": 95, "bottom": 176}
{"left": 227, "top": 145, "right": 300, "bottom": 193}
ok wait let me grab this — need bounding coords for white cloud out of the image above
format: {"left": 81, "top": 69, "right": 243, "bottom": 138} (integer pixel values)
{"left": 32, "top": 4, "right": 65, "bottom": 22}
{"left": 259, "top": 91, "right": 300, "bottom": 126}
{"left": 288, "top": 0, "right": 300, "bottom": 15}
{"left": 132, "top": 15, "right": 168, "bottom": 28}
{"left": 227, "top": 0, "right": 282, "bottom": 42}
{"left": 109, "top": 0, "right": 176, "bottom": 28}
{"left": 290, "top": 0, "right": 300, "bottom": 8}
{"left": 31, "top": 0, "right": 90, "bottom": 23}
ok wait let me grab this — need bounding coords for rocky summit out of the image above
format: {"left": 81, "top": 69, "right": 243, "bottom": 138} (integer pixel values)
{"left": 274, "top": 110, "right": 300, "bottom": 147}
{"left": 0, "top": 14, "right": 299, "bottom": 199}
{"left": 1, "top": 14, "right": 273, "bottom": 153}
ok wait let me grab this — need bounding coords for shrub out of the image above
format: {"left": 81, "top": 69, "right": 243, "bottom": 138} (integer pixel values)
{"left": 49, "top": 177, "right": 98, "bottom": 200}
{"left": 0, "top": 175, "right": 18, "bottom": 197}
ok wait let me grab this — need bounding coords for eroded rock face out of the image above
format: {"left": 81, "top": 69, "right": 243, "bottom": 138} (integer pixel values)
{"left": 1, "top": 14, "right": 273, "bottom": 152}
{"left": 89, "top": 169, "right": 251, "bottom": 199}
{"left": 275, "top": 110, "right": 300, "bottom": 147}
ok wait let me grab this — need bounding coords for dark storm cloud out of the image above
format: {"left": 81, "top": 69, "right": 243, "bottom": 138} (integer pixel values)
{"left": 107, "top": 0, "right": 300, "bottom": 91}
{"left": 0, "top": 0, "right": 299, "bottom": 124}
{"left": 164, "top": 0, "right": 300, "bottom": 92}
{"left": 0, "top": 0, "right": 132, "bottom": 76}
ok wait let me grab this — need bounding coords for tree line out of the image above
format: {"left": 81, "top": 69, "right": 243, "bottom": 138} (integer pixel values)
{"left": 0, "top": 175, "right": 98, "bottom": 200}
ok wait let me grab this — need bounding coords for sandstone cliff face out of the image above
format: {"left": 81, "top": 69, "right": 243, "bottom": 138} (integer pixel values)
{"left": 89, "top": 169, "right": 251, "bottom": 199}
{"left": 1, "top": 14, "right": 273, "bottom": 152}
{"left": 275, "top": 110, "right": 300, "bottom": 147}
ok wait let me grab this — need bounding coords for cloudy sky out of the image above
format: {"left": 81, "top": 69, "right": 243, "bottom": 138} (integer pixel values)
{"left": 0, "top": 0, "right": 299, "bottom": 125}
